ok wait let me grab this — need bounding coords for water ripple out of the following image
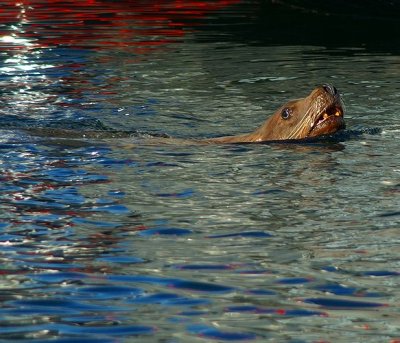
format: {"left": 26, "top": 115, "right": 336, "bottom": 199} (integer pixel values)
{"left": 303, "top": 298, "right": 387, "bottom": 309}
{"left": 187, "top": 324, "right": 257, "bottom": 341}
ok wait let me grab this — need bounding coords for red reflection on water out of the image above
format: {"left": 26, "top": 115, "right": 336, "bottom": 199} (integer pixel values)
{"left": 1, "top": 0, "right": 240, "bottom": 51}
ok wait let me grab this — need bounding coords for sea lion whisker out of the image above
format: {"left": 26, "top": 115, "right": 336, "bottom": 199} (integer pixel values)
{"left": 287, "top": 105, "right": 316, "bottom": 139}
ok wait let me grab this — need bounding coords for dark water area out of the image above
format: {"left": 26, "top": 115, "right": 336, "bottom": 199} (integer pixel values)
{"left": 0, "top": 1, "right": 399, "bottom": 342}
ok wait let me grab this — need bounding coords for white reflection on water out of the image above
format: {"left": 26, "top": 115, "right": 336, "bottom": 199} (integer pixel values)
{"left": 1, "top": 34, "right": 34, "bottom": 47}
{"left": 0, "top": 6, "right": 57, "bottom": 118}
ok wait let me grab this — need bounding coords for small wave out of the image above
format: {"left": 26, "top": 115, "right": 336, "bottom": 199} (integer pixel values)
{"left": 256, "top": 127, "right": 382, "bottom": 145}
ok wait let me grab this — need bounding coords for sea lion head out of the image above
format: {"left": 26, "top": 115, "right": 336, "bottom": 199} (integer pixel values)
{"left": 261, "top": 84, "right": 345, "bottom": 141}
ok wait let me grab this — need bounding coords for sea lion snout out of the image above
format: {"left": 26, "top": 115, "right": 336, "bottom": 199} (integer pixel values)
{"left": 322, "top": 84, "right": 338, "bottom": 96}
{"left": 305, "top": 84, "right": 345, "bottom": 138}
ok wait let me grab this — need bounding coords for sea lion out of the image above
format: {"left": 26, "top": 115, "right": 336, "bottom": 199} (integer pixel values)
{"left": 203, "top": 84, "right": 345, "bottom": 143}
{"left": 21, "top": 84, "right": 345, "bottom": 145}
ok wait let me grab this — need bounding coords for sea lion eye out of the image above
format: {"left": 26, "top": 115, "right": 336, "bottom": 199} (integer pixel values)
{"left": 281, "top": 108, "right": 292, "bottom": 120}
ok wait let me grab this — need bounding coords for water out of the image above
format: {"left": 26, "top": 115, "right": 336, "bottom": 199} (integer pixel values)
{"left": 0, "top": 1, "right": 399, "bottom": 342}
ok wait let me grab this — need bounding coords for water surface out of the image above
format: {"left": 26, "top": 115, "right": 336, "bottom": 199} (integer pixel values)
{"left": 0, "top": 1, "right": 399, "bottom": 342}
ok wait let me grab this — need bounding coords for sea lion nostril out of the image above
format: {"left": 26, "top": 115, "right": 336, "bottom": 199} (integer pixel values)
{"left": 323, "top": 84, "right": 338, "bottom": 95}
